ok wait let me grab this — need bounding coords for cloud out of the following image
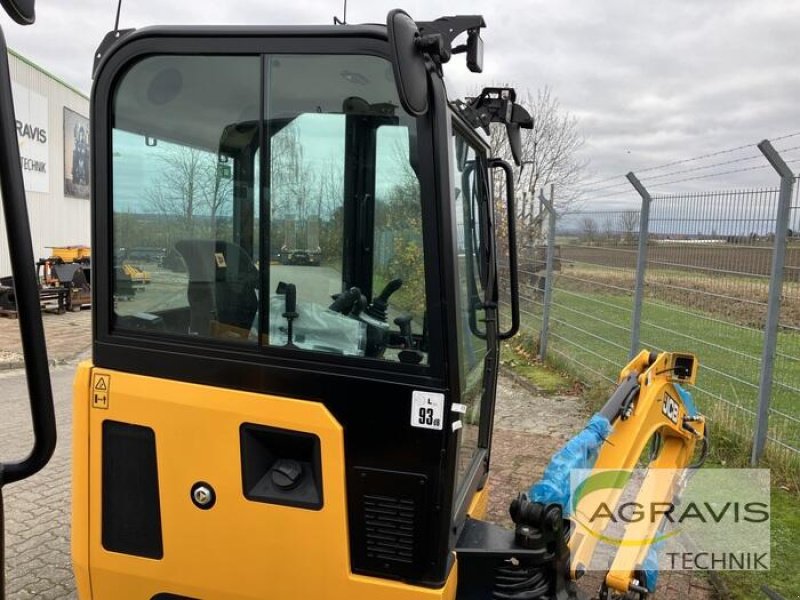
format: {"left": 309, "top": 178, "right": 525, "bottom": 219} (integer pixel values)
{"left": 3, "top": 0, "right": 797, "bottom": 195}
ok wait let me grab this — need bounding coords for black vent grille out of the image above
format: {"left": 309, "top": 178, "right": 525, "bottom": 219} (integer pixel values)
{"left": 363, "top": 494, "right": 416, "bottom": 563}
{"left": 351, "top": 467, "right": 428, "bottom": 580}
{"left": 102, "top": 420, "right": 163, "bottom": 559}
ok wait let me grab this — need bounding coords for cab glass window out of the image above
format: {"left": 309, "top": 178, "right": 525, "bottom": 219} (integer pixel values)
{"left": 112, "top": 56, "right": 261, "bottom": 341}
{"left": 452, "top": 126, "right": 491, "bottom": 487}
{"left": 111, "top": 53, "right": 428, "bottom": 366}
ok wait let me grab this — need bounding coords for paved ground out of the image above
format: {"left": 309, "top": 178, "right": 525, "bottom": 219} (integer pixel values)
{"left": 1, "top": 365, "right": 77, "bottom": 598}
{"left": 0, "top": 309, "right": 91, "bottom": 369}
{"left": 488, "top": 372, "right": 717, "bottom": 600}
{"left": 0, "top": 312, "right": 716, "bottom": 599}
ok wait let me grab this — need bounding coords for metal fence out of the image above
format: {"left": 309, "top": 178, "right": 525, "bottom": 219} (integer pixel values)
{"left": 507, "top": 140, "right": 800, "bottom": 464}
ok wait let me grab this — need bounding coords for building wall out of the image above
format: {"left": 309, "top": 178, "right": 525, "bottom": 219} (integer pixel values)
{"left": 0, "top": 50, "right": 90, "bottom": 278}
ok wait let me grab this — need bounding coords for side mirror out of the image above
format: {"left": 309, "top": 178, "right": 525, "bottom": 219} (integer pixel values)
{"left": 0, "top": 0, "right": 35, "bottom": 25}
{"left": 386, "top": 9, "right": 429, "bottom": 117}
{"left": 466, "top": 29, "right": 483, "bottom": 73}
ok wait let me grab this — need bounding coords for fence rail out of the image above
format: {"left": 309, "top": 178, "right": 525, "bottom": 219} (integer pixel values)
{"left": 504, "top": 140, "right": 800, "bottom": 464}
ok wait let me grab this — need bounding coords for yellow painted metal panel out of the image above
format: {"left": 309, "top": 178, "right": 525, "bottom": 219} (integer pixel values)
{"left": 71, "top": 361, "right": 93, "bottom": 598}
{"left": 73, "top": 366, "right": 457, "bottom": 600}
{"left": 466, "top": 483, "right": 490, "bottom": 521}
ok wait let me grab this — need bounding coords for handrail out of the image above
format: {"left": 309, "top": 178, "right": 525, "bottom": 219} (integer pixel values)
{"left": 490, "top": 158, "right": 520, "bottom": 340}
{"left": 0, "top": 25, "right": 57, "bottom": 487}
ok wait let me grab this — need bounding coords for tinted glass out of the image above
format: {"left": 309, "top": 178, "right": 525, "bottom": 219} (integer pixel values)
{"left": 111, "top": 53, "right": 428, "bottom": 365}
{"left": 452, "top": 126, "right": 491, "bottom": 486}
{"left": 112, "top": 55, "right": 261, "bottom": 342}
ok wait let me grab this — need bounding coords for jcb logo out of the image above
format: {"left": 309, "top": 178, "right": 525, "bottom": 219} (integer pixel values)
{"left": 663, "top": 393, "right": 679, "bottom": 424}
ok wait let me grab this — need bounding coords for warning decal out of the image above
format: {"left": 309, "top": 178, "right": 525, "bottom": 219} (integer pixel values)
{"left": 92, "top": 373, "right": 110, "bottom": 409}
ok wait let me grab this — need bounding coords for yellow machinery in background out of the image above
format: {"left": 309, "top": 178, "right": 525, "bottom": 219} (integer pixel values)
{"left": 36, "top": 246, "right": 92, "bottom": 312}
{"left": 49, "top": 245, "right": 91, "bottom": 264}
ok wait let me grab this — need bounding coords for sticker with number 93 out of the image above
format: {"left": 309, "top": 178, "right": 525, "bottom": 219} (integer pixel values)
{"left": 411, "top": 391, "right": 445, "bottom": 430}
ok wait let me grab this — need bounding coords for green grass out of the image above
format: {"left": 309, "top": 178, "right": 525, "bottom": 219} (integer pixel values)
{"left": 511, "top": 284, "right": 800, "bottom": 600}
{"left": 530, "top": 286, "right": 800, "bottom": 465}
{"left": 704, "top": 434, "right": 800, "bottom": 599}
{"left": 500, "top": 342, "right": 577, "bottom": 395}
{"left": 720, "top": 487, "right": 800, "bottom": 600}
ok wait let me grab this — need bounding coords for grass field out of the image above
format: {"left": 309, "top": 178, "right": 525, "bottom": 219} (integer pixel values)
{"left": 515, "top": 282, "right": 800, "bottom": 465}
{"left": 502, "top": 343, "right": 800, "bottom": 600}
{"left": 560, "top": 242, "right": 800, "bottom": 282}
{"left": 508, "top": 244, "right": 800, "bottom": 599}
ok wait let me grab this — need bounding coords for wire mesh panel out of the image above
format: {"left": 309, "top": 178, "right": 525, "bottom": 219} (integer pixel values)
{"left": 546, "top": 209, "right": 642, "bottom": 383}
{"left": 499, "top": 185, "right": 800, "bottom": 460}
{"left": 502, "top": 206, "right": 549, "bottom": 351}
{"left": 497, "top": 137, "right": 800, "bottom": 462}
{"left": 638, "top": 189, "right": 784, "bottom": 451}
{"left": 513, "top": 242, "right": 547, "bottom": 347}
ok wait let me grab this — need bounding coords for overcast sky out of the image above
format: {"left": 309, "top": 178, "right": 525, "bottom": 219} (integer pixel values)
{"left": 3, "top": 0, "right": 799, "bottom": 202}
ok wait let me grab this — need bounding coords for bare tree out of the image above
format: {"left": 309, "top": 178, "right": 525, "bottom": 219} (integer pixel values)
{"left": 603, "top": 215, "right": 616, "bottom": 244}
{"left": 489, "top": 86, "right": 588, "bottom": 258}
{"left": 581, "top": 217, "right": 598, "bottom": 243}
{"left": 198, "top": 160, "right": 233, "bottom": 235}
{"left": 145, "top": 146, "right": 206, "bottom": 236}
{"left": 620, "top": 210, "right": 639, "bottom": 244}
{"left": 145, "top": 145, "right": 233, "bottom": 242}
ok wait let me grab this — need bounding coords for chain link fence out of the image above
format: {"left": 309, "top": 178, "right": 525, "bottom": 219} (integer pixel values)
{"left": 506, "top": 141, "right": 800, "bottom": 464}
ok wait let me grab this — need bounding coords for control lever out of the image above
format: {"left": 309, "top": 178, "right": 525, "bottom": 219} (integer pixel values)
{"left": 394, "top": 314, "right": 423, "bottom": 364}
{"left": 329, "top": 286, "right": 365, "bottom": 316}
{"left": 365, "top": 278, "right": 402, "bottom": 322}
{"left": 276, "top": 282, "right": 298, "bottom": 347}
{"left": 394, "top": 315, "right": 414, "bottom": 347}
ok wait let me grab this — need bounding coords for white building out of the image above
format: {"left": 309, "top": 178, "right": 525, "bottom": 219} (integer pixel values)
{"left": 0, "top": 49, "right": 90, "bottom": 277}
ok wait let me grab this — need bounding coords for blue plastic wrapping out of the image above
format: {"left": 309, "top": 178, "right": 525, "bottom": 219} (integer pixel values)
{"left": 529, "top": 413, "right": 611, "bottom": 511}
{"left": 641, "top": 539, "right": 663, "bottom": 592}
{"left": 675, "top": 383, "right": 697, "bottom": 417}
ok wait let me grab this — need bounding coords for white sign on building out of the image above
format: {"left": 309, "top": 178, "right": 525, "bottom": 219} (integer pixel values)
{"left": 12, "top": 82, "right": 49, "bottom": 193}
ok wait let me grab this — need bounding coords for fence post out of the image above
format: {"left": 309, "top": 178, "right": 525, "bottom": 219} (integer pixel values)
{"left": 626, "top": 172, "right": 652, "bottom": 359}
{"left": 751, "top": 140, "right": 795, "bottom": 465}
{"left": 538, "top": 185, "right": 557, "bottom": 360}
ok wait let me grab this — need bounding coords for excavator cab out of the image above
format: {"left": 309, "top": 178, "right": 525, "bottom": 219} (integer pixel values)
{"left": 0, "top": 5, "right": 707, "bottom": 600}
{"left": 70, "top": 10, "right": 528, "bottom": 599}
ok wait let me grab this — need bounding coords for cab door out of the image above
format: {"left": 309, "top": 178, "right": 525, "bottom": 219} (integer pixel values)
{"left": 449, "top": 118, "right": 499, "bottom": 519}
{"left": 81, "top": 29, "right": 462, "bottom": 599}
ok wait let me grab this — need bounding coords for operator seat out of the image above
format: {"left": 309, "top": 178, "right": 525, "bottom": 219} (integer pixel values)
{"left": 175, "top": 239, "right": 259, "bottom": 337}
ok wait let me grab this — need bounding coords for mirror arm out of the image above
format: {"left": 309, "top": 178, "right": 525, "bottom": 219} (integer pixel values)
{"left": 489, "top": 158, "right": 520, "bottom": 340}
{"left": 416, "top": 16, "right": 486, "bottom": 51}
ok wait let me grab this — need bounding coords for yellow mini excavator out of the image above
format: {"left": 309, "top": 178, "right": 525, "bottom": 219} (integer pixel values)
{"left": 0, "top": 3, "right": 706, "bottom": 599}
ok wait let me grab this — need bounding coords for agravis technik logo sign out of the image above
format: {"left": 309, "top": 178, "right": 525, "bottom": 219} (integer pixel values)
{"left": 569, "top": 468, "right": 770, "bottom": 571}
